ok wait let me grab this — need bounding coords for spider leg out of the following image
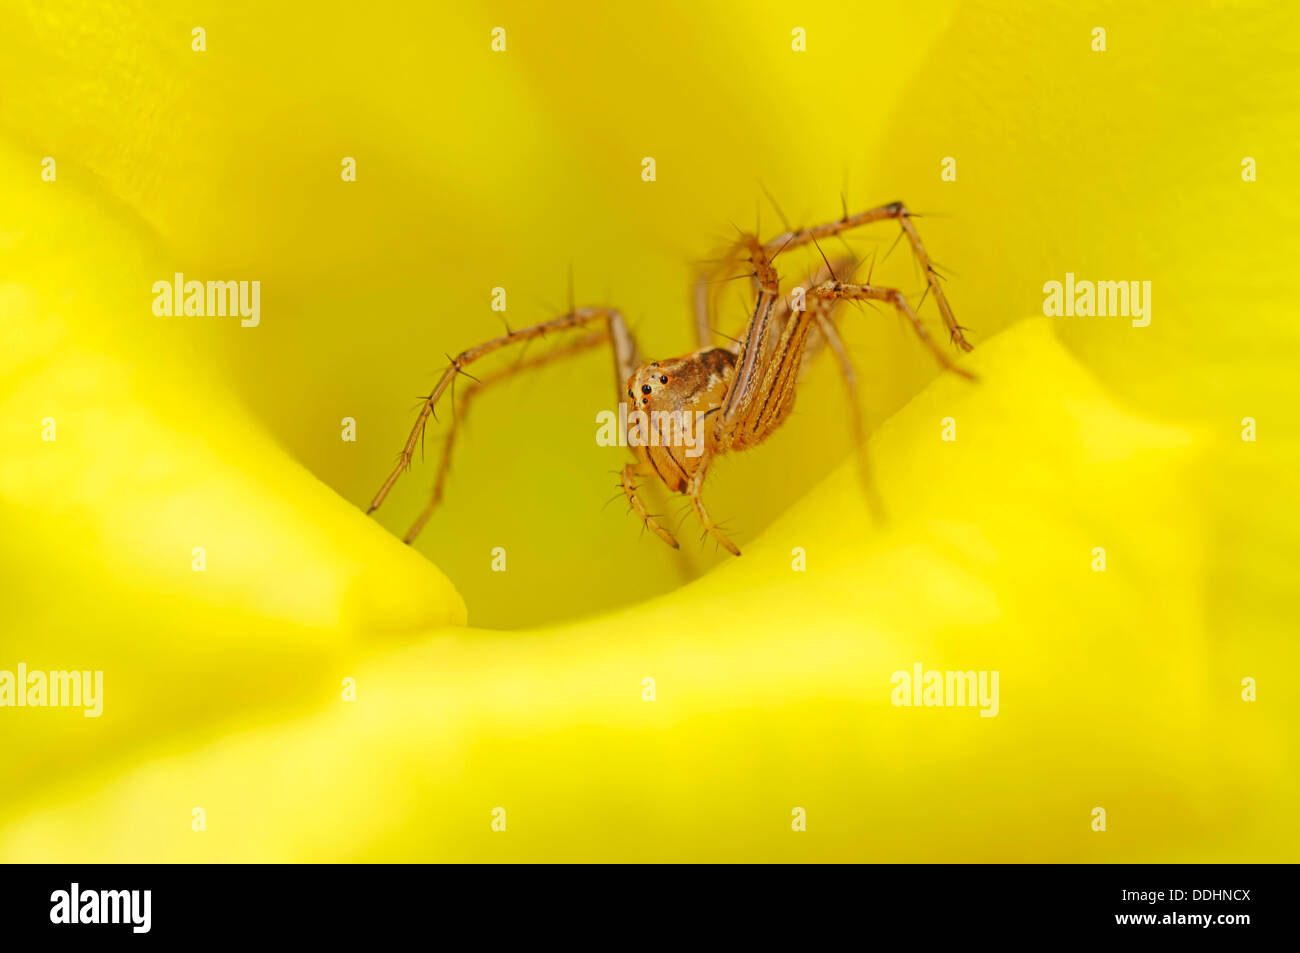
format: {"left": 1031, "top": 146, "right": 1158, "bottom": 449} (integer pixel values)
{"left": 785, "top": 256, "right": 868, "bottom": 448}
{"left": 807, "top": 280, "right": 974, "bottom": 381}
{"left": 402, "top": 331, "right": 610, "bottom": 543}
{"left": 762, "top": 201, "right": 973, "bottom": 353}
{"left": 620, "top": 463, "right": 679, "bottom": 549}
{"left": 691, "top": 238, "right": 758, "bottom": 348}
{"left": 692, "top": 253, "right": 732, "bottom": 348}
{"left": 732, "top": 254, "right": 854, "bottom": 354}
{"left": 811, "top": 309, "right": 864, "bottom": 456}
{"left": 811, "top": 308, "right": 886, "bottom": 522}
{"left": 687, "top": 459, "right": 740, "bottom": 556}
{"left": 714, "top": 234, "right": 783, "bottom": 441}
{"left": 368, "top": 307, "right": 639, "bottom": 516}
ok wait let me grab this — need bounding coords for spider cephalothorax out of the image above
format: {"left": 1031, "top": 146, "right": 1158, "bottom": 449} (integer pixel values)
{"left": 624, "top": 350, "right": 735, "bottom": 496}
{"left": 368, "top": 200, "right": 973, "bottom": 555}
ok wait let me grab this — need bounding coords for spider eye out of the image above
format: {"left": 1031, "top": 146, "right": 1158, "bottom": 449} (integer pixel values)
{"left": 641, "top": 384, "right": 652, "bottom": 394}
{"left": 627, "top": 388, "right": 633, "bottom": 398}
{"left": 659, "top": 375, "right": 668, "bottom": 384}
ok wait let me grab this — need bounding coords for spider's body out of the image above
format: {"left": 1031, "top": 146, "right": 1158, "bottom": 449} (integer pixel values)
{"left": 626, "top": 348, "right": 735, "bottom": 494}
{"left": 368, "top": 200, "right": 973, "bottom": 555}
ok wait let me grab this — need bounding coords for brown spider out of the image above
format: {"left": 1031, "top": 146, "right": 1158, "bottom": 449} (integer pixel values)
{"left": 367, "top": 200, "right": 973, "bottom": 555}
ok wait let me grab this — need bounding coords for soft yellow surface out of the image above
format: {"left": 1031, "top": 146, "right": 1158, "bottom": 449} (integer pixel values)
{"left": 1, "top": 0, "right": 1297, "bottom": 861}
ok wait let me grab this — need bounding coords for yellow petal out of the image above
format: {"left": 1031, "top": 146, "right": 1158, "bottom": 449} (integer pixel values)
{"left": 5, "top": 320, "right": 1293, "bottom": 861}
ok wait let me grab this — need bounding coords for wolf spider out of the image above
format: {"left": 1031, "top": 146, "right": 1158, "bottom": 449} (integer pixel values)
{"left": 367, "top": 200, "right": 973, "bottom": 555}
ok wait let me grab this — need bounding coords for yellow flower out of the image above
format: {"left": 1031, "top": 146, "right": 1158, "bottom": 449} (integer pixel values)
{"left": 1, "top": 0, "right": 1296, "bottom": 860}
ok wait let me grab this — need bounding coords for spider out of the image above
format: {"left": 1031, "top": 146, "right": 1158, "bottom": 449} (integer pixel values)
{"left": 367, "top": 200, "right": 973, "bottom": 555}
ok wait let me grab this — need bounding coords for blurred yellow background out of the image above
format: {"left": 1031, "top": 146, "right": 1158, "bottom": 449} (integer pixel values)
{"left": 1, "top": 0, "right": 1297, "bottom": 861}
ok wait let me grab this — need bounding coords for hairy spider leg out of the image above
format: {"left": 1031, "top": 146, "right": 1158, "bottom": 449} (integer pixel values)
{"left": 403, "top": 331, "right": 611, "bottom": 543}
{"left": 807, "top": 280, "right": 973, "bottom": 381}
{"left": 368, "top": 307, "right": 639, "bottom": 517}
{"left": 686, "top": 461, "right": 740, "bottom": 556}
{"left": 620, "top": 463, "right": 679, "bottom": 549}
{"left": 762, "top": 201, "right": 973, "bottom": 353}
